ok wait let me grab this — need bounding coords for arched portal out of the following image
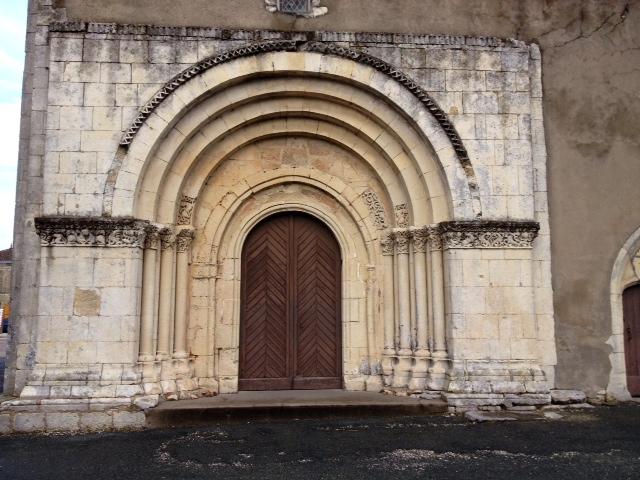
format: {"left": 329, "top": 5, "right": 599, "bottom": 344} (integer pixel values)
{"left": 239, "top": 212, "right": 342, "bottom": 391}
{"left": 608, "top": 226, "right": 640, "bottom": 400}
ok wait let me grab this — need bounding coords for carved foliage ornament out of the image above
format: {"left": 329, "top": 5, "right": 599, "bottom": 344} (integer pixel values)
{"left": 440, "top": 221, "right": 539, "bottom": 249}
{"left": 381, "top": 233, "right": 394, "bottom": 256}
{"left": 361, "top": 190, "right": 389, "bottom": 230}
{"left": 411, "top": 228, "right": 428, "bottom": 253}
{"left": 176, "top": 229, "right": 196, "bottom": 253}
{"left": 392, "top": 229, "right": 411, "bottom": 255}
{"left": 143, "top": 225, "right": 160, "bottom": 250}
{"left": 177, "top": 195, "right": 196, "bottom": 225}
{"left": 35, "top": 217, "right": 149, "bottom": 248}
{"left": 395, "top": 204, "right": 409, "bottom": 228}
{"left": 159, "top": 228, "right": 175, "bottom": 250}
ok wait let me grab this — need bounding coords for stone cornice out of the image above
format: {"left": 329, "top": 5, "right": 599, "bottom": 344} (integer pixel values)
{"left": 48, "top": 23, "right": 513, "bottom": 49}
{"left": 35, "top": 217, "right": 149, "bottom": 248}
{"left": 439, "top": 221, "right": 539, "bottom": 249}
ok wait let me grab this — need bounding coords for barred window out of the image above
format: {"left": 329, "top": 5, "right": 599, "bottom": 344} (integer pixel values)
{"left": 278, "top": 0, "right": 311, "bottom": 14}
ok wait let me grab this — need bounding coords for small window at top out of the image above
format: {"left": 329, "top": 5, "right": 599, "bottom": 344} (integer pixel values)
{"left": 265, "top": 0, "right": 328, "bottom": 17}
{"left": 278, "top": 0, "right": 311, "bottom": 14}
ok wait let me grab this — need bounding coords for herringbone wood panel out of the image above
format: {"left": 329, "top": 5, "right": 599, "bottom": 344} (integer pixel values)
{"left": 240, "top": 213, "right": 341, "bottom": 390}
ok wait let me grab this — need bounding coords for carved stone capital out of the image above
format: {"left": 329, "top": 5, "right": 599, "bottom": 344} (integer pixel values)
{"left": 35, "top": 217, "right": 148, "bottom": 248}
{"left": 177, "top": 195, "right": 196, "bottom": 225}
{"left": 410, "top": 227, "right": 428, "bottom": 253}
{"left": 439, "top": 221, "right": 540, "bottom": 249}
{"left": 392, "top": 229, "right": 411, "bottom": 255}
{"left": 426, "top": 225, "right": 444, "bottom": 251}
{"left": 381, "top": 233, "right": 394, "bottom": 256}
{"left": 176, "top": 229, "right": 196, "bottom": 253}
{"left": 159, "top": 228, "right": 175, "bottom": 251}
{"left": 143, "top": 226, "right": 160, "bottom": 250}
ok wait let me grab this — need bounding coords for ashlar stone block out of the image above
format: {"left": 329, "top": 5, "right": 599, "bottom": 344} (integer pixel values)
{"left": 13, "top": 413, "right": 46, "bottom": 433}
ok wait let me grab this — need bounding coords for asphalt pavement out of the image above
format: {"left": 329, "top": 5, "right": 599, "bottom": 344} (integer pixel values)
{"left": 1, "top": 402, "right": 640, "bottom": 479}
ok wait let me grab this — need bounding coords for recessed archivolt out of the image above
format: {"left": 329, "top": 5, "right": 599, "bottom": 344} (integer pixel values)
{"left": 194, "top": 168, "right": 380, "bottom": 266}
{"left": 124, "top": 77, "right": 452, "bottom": 223}
{"left": 106, "top": 50, "right": 482, "bottom": 221}
{"left": 195, "top": 193, "right": 377, "bottom": 376}
{"left": 149, "top": 116, "right": 420, "bottom": 225}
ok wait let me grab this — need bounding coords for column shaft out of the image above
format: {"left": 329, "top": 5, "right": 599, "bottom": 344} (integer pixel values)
{"left": 138, "top": 231, "right": 158, "bottom": 362}
{"left": 394, "top": 229, "right": 412, "bottom": 356}
{"left": 156, "top": 229, "right": 175, "bottom": 361}
{"left": 173, "top": 229, "right": 195, "bottom": 359}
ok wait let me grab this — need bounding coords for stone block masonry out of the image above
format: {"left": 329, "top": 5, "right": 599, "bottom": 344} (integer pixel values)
{"left": 5, "top": 2, "right": 555, "bottom": 432}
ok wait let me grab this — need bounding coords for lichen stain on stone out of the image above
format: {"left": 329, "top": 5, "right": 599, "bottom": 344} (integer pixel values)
{"left": 73, "top": 288, "right": 101, "bottom": 317}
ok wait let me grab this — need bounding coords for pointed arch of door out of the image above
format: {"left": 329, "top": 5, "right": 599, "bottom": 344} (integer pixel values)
{"left": 608, "top": 225, "right": 640, "bottom": 400}
{"left": 239, "top": 211, "right": 343, "bottom": 390}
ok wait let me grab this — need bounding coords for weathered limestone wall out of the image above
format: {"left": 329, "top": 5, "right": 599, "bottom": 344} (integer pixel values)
{"left": 8, "top": 14, "right": 553, "bottom": 406}
{"left": 42, "top": 0, "right": 640, "bottom": 398}
{"left": 0, "top": 265, "right": 10, "bottom": 307}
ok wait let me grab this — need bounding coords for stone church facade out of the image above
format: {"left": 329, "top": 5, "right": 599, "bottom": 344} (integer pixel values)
{"left": 3, "top": 0, "right": 639, "bottom": 431}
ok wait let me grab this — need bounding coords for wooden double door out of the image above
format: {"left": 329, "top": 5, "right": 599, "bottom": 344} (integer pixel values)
{"left": 239, "top": 213, "right": 342, "bottom": 390}
{"left": 624, "top": 284, "right": 640, "bottom": 396}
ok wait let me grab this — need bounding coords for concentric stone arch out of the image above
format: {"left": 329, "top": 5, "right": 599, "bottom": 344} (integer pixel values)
{"left": 105, "top": 44, "right": 482, "bottom": 220}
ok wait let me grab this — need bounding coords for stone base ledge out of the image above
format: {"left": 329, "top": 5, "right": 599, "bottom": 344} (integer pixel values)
{"left": 0, "top": 395, "right": 158, "bottom": 434}
{"left": 444, "top": 393, "right": 551, "bottom": 413}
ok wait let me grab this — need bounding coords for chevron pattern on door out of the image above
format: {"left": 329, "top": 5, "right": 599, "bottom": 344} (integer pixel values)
{"left": 293, "top": 215, "right": 342, "bottom": 389}
{"left": 239, "top": 215, "right": 291, "bottom": 390}
{"left": 239, "top": 213, "right": 342, "bottom": 391}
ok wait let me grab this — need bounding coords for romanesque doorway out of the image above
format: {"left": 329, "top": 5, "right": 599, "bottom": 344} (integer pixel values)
{"left": 624, "top": 284, "right": 640, "bottom": 396}
{"left": 239, "top": 212, "right": 342, "bottom": 391}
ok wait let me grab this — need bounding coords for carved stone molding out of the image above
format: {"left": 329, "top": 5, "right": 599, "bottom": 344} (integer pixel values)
{"left": 440, "top": 221, "right": 540, "bottom": 249}
{"left": 35, "top": 217, "right": 148, "bottom": 248}
{"left": 177, "top": 195, "right": 196, "bottom": 225}
{"left": 381, "top": 233, "right": 394, "bottom": 256}
{"left": 159, "top": 228, "right": 175, "bottom": 251}
{"left": 411, "top": 227, "right": 428, "bottom": 253}
{"left": 395, "top": 204, "right": 409, "bottom": 228}
{"left": 50, "top": 23, "right": 504, "bottom": 48}
{"left": 143, "top": 226, "right": 160, "bottom": 250}
{"left": 393, "top": 229, "right": 411, "bottom": 255}
{"left": 119, "top": 41, "right": 298, "bottom": 146}
{"left": 176, "top": 229, "right": 196, "bottom": 253}
{"left": 426, "top": 226, "right": 444, "bottom": 251}
{"left": 361, "top": 190, "right": 389, "bottom": 230}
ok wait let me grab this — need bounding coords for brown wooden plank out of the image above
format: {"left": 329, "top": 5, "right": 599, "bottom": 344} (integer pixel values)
{"left": 240, "top": 212, "right": 342, "bottom": 391}
{"left": 240, "top": 215, "right": 290, "bottom": 385}
{"left": 293, "top": 214, "right": 342, "bottom": 383}
{"left": 624, "top": 284, "right": 640, "bottom": 396}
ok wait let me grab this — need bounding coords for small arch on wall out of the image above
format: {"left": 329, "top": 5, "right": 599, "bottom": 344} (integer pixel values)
{"left": 607, "top": 225, "right": 640, "bottom": 400}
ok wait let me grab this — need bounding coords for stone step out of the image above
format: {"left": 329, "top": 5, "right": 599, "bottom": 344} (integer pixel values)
{"left": 146, "top": 390, "right": 449, "bottom": 428}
